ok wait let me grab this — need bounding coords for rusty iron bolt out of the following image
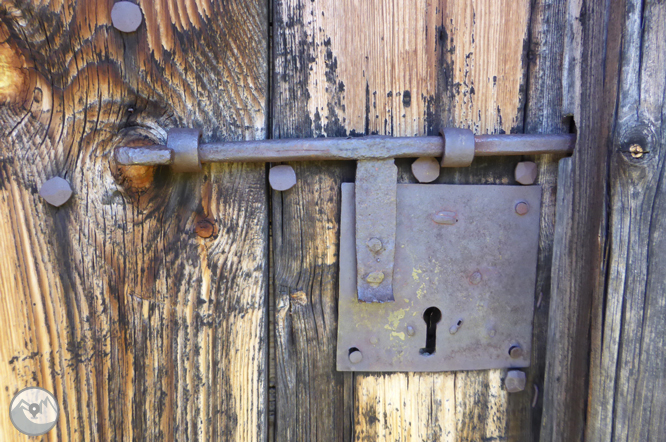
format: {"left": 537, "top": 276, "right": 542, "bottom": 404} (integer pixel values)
{"left": 366, "top": 237, "right": 383, "bottom": 253}
{"left": 111, "top": 1, "right": 143, "bottom": 33}
{"left": 411, "top": 157, "right": 440, "bottom": 183}
{"left": 39, "top": 177, "right": 73, "bottom": 207}
{"left": 629, "top": 144, "right": 644, "bottom": 158}
{"left": 349, "top": 349, "right": 363, "bottom": 364}
{"left": 505, "top": 370, "right": 526, "bottom": 393}
{"left": 509, "top": 345, "right": 524, "bottom": 359}
{"left": 269, "top": 165, "right": 297, "bottom": 191}
{"left": 406, "top": 325, "right": 415, "bottom": 337}
{"left": 515, "top": 201, "right": 530, "bottom": 216}
{"left": 514, "top": 161, "right": 538, "bottom": 185}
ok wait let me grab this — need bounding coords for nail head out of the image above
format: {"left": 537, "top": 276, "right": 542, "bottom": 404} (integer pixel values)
{"left": 514, "top": 161, "right": 538, "bottom": 185}
{"left": 366, "top": 237, "right": 383, "bottom": 253}
{"left": 411, "top": 157, "right": 440, "bottom": 183}
{"left": 111, "top": 1, "right": 143, "bottom": 33}
{"left": 269, "top": 165, "right": 297, "bottom": 191}
{"left": 349, "top": 350, "right": 363, "bottom": 364}
{"left": 515, "top": 202, "right": 529, "bottom": 216}
{"left": 506, "top": 370, "right": 526, "bottom": 393}
{"left": 39, "top": 177, "right": 73, "bottom": 207}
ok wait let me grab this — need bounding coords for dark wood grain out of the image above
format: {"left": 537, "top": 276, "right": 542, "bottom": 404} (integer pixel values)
{"left": 586, "top": 0, "right": 666, "bottom": 440}
{"left": 506, "top": 0, "right": 572, "bottom": 439}
{"left": 0, "top": 1, "right": 268, "bottom": 440}
{"left": 539, "top": 0, "right": 612, "bottom": 439}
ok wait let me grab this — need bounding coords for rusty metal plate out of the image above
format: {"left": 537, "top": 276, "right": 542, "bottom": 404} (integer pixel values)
{"left": 355, "top": 159, "right": 397, "bottom": 302}
{"left": 337, "top": 183, "right": 541, "bottom": 372}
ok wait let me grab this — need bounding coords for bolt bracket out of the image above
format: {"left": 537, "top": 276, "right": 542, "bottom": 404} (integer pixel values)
{"left": 336, "top": 183, "right": 541, "bottom": 372}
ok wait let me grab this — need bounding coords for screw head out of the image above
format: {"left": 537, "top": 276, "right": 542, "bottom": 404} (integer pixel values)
{"left": 629, "top": 144, "right": 644, "bottom": 158}
{"left": 39, "top": 177, "right": 73, "bottom": 207}
{"left": 505, "top": 370, "right": 526, "bottom": 393}
{"left": 509, "top": 345, "right": 524, "bottom": 359}
{"left": 411, "top": 157, "right": 440, "bottom": 183}
{"left": 515, "top": 201, "right": 529, "bottom": 216}
{"left": 406, "top": 326, "right": 415, "bottom": 337}
{"left": 111, "top": 1, "right": 143, "bottom": 33}
{"left": 269, "top": 165, "right": 297, "bottom": 191}
{"left": 366, "top": 237, "right": 383, "bottom": 253}
{"left": 349, "top": 349, "right": 363, "bottom": 364}
{"left": 366, "top": 271, "right": 385, "bottom": 285}
{"left": 514, "top": 161, "right": 538, "bottom": 185}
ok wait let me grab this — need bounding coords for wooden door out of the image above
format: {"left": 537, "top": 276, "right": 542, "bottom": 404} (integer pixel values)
{"left": 1, "top": 0, "right": 664, "bottom": 441}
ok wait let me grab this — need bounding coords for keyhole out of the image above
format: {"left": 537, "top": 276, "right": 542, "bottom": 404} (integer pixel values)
{"left": 419, "top": 306, "right": 442, "bottom": 356}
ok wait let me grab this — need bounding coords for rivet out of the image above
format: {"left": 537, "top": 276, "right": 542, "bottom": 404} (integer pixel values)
{"left": 629, "top": 144, "right": 644, "bottom": 158}
{"left": 406, "top": 326, "right": 415, "bottom": 337}
{"left": 370, "top": 337, "right": 378, "bottom": 345}
{"left": 411, "top": 157, "right": 440, "bottom": 183}
{"left": 433, "top": 211, "right": 457, "bottom": 225}
{"left": 349, "top": 349, "right": 363, "bottom": 364}
{"left": 366, "top": 237, "right": 383, "bottom": 253}
{"left": 39, "top": 177, "right": 73, "bottom": 207}
{"left": 269, "top": 165, "right": 297, "bottom": 191}
{"left": 111, "top": 1, "right": 143, "bottom": 33}
{"left": 366, "top": 271, "right": 385, "bottom": 285}
{"left": 515, "top": 201, "right": 529, "bottom": 216}
{"left": 509, "top": 345, "right": 524, "bottom": 359}
{"left": 469, "top": 271, "right": 482, "bottom": 285}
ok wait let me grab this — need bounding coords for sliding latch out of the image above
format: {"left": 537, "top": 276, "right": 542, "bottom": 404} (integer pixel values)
{"left": 115, "top": 128, "right": 573, "bottom": 372}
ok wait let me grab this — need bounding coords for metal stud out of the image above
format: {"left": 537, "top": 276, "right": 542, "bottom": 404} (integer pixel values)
{"left": 111, "top": 1, "right": 143, "bottom": 33}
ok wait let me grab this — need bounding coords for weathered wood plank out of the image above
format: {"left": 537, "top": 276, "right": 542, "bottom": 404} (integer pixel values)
{"left": 0, "top": 1, "right": 268, "bottom": 440}
{"left": 586, "top": 0, "right": 666, "bottom": 440}
{"left": 539, "top": 0, "right": 611, "bottom": 439}
{"left": 506, "top": 0, "right": 572, "bottom": 438}
{"left": 273, "top": 0, "right": 534, "bottom": 440}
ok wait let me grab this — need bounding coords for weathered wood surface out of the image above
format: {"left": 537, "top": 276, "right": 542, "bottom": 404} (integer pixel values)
{"left": 272, "top": 0, "right": 568, "bottom": 440}
{"left": 0, "top": 1, "right": 268, "bottom": 440}
{"left": 585, "top": 0, "right": 666, "bottom": 440}
{"left": 538, "top": 0, "right": 611, "bottom": 440}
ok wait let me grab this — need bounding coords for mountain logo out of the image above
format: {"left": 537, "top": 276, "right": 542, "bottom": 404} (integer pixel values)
{"left": 9, "top": 387, "right": 59, "bottom": 436}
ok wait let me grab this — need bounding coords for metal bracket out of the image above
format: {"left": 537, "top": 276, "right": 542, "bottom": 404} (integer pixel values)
{"left": 336, "top": 183, "right": 541, "bottom": 372}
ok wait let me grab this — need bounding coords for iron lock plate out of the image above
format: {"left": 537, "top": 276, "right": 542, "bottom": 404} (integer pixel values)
{"left": 336, "top": 183, "right": 541, "bottom": 372}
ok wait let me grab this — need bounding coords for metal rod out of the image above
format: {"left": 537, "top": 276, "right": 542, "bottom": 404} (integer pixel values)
{"left": 114, "top": 133, "right": 575, "bottom": 166}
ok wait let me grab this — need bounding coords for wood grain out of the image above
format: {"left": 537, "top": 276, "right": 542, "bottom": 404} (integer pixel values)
{"left": 586, "top": 0, "right": 666, "bottom": 440}
{"left": 506, "top": 0, "right": 572, "bottom": 439}
{"left": 273, "top": 0, "right": 533, "bottom": 440}
{"left": 539, "top": 0, "right": 611, "bottom": 439}
{"left": 0, "top": 0, "right": 268, "bottom": 440}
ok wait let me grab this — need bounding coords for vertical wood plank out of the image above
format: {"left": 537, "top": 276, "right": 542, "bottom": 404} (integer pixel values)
{"left": 0, "top": 1, "right": 268, "bottom": 440}
{"left": 586, "top": 0, "right": 666, "bottom": 440}
{"left": 539, "top": 0, "right": 611, "bottom": 439}
{"left": 273, "top": 0, "right": 533, "bottom": 440}
{"left": 507, "top": 0, "right": 572, "bottom": 439}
